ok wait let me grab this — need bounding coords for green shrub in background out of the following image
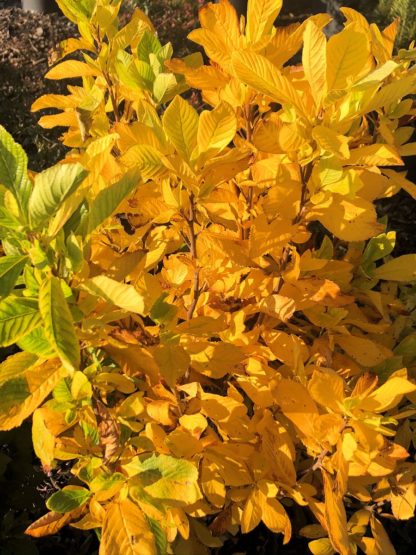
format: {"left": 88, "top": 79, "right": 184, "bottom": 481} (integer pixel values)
{"left": 376, "top": 0, "right": 416, "bottom": 47}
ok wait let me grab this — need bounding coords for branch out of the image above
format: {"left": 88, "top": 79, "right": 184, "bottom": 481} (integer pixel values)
{"left": 186, "top": 193, "right": 200, "bottom": 320}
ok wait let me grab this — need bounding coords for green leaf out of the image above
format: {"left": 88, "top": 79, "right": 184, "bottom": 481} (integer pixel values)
{"left": 146, "top": 517, "right": 167, "bottom": 555}
{"left": 55, "top": 0, "right": 95, "bottom": 23}
{"left": 0, "top": 296, "right": 41, "bottom": 347}
{"left": 133, "top": 453, "right": 201, "bottom": 505}
{"left": 81, "top": 275, "right": 145, "bottom": 314}
{"left": 46, "top": 486, "right": 91, "bottom": 513}
{"left": 0, "top": 255, "right": 28, "bottom": 299}
{"left": 362, "top": 232, "right": 396, "bottom": 267}
{"left": 88, "top": 169, "right": 140, "bottom": 233}
{"left": 137, "top": 29, "right": 162, "bottom": 61}
{"left": 17, "top": 326, "right": 57, "bottom": 358}
{"left": 150, "top": 294, "right": 178, "bottom": 324}
{"left": 0, "top": 125, "right": 31, "bottom": 218}
{"left": 39, "top": 276, "right": 80, "bottom": 372}
{"left": 0, "top": 378, "right": 30, "bottom": 412}
{"left": 153, "top": 344, "right": 190, "bottom": 388}
{"left": 29, "top": 163, "right": 87, "bottom": 229}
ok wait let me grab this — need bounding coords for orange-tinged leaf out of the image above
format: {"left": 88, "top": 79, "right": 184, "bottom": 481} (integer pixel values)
{"left": 335, "top": 335, "right": 392, "bottom": 367}
{"left": 25, "top": 511, "right": 77, "bottom": 537}
{"left": 261, "top": 496, "right": 291, "bottom": 543}
{"left": 308, "top": 368, "right": 344, "bottom": 412}
{"left": 322, "top": 471, "right": 354, "bottom": 555}
{"left": 246, "top": 0, "right": 283, "bottom": 44}
{"left": 272, "top": 378, "right": 319, "bottom": 436}
{"left": 241, "top": 488, "right": 263, "bottom": 533}
{"left": 370, "top": 516, "right": 396, "bottom": 555}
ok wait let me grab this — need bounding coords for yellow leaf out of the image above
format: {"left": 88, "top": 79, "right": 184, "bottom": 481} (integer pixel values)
{"left": 241, "top": 488, "right": 263, "bottom": 533}
{"left": 272, "top": 378, "right": 319, "bottom": 436}
{"left": 81, "top": 276, "right": 145, "bottom": 314}
{"left": 121, "top": 144, "right": 169, "bottom": 181}
{"left": 162, "top": 95, "right": 198, "bottom": 163}
{"left": 322, "top": 471, "right": 354, "bottom": 555}
{"left": 335, "top": 335, "right": 392, "bottom": 367}
{"left": 197, "top": 102, "right": 236, "bottom": 162}
{"left": 370, "top": 516, "right": 396, "bottom": 555}
{"left": 37, "top": 111, "right": 79, "bottom": 130}
{"left": 199, "top": 0, "right": 241, "bottom": 48}
{"left": 246, "top": 0, "right": 282, "bottom": 44}
{"left": 258, "top": 294, "right": 296, "bottom": 322}
{"left": 32, "top": 408, "right": 55, "bottom": 470}
{"left": 100, "top": 500, "right": 156, "bottom": 555}
{"left": 326, "top": 24, "right": 372, "bottom": 91}
{"left": 391, "top": 481, "right": 416, "bottom": 520}
{"left": 0, "top": 360, "right": 66, "bottom": 431}
{"left": 31, "top": 94, "right": 77, "bottom": 112}
{"left": 232, "top": 50, "right": 307, "bottom": 116}
{"left": 200, "top": 459, "right": 226, "bottom": 508}
{"left": 312, "top": 126, "right": 350, "bottom": 159}
{"left": 153, "top": 344, "right": 190, "bottom": 388}
{"left": 348, "top": 144, "right": 403, "bottom": 167}
{"left": 340, "top": 7, "right": 370, "bottom": 29}
{"left": 303, "top": 21, "right": 327, "bottom": 107}
{"left": 308, "top": 195, "right": 383, "bottom": 241}
{"left": 309, "top": 538, "right": 336, "bottom": 555}
{"left": 261, "top": 496, "right": 291, "bottom": 543}
{"left": 308, "top": 368, "right": 344, "bottom": 413}
{"left": 45, "top": 60, "right": 99, "bottom": 80}
{"left": 373, "top": 254, "right": 416, "bottom": 282}
{"left": 264, "top": 330, "right": 309, "bottom": 368}
{"left": 359, "top": 375, "right": 416, "bottom": 412}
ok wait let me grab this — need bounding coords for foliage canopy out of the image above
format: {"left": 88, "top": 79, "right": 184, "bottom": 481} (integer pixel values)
{"left": 1, "top": 1, "right": 416, "bottom": 553}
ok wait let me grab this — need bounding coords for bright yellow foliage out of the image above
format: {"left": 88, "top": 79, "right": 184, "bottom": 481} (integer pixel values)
{"left": 0, "top": 1, "right": 415, "bottom": 554}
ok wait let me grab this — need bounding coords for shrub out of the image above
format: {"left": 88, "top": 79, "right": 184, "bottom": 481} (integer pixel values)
{"left": 375, "top": 0, "right": 416, "bottom": 48}
{"left": 1, "top": 1, "right": 416, "bottom": 554}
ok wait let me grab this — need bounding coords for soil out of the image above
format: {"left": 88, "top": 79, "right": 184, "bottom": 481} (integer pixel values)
{"left": 0, "top": 6, "right": 76, "bottom": 170}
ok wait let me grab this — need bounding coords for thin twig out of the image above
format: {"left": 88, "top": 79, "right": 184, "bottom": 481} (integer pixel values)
{"left": 186, "top": 193, "right": 200, "bottom": 320}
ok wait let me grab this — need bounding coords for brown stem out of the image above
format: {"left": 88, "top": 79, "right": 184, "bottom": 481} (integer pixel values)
{"left": 256, "top": 163, "right": 313, "bottom": 328}
{"left": 103, "top": 71, "right": 120, "bottom": 122}
{"left": 186, "top": 193, "right": 200, "bottom": 320}
{"left": 243, "top": 104, "right": 255, "bottom": 240}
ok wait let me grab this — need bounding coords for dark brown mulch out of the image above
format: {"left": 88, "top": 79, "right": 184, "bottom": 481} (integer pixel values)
{"left": 0, "top": 7, "right": 76, "bottom": 171}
